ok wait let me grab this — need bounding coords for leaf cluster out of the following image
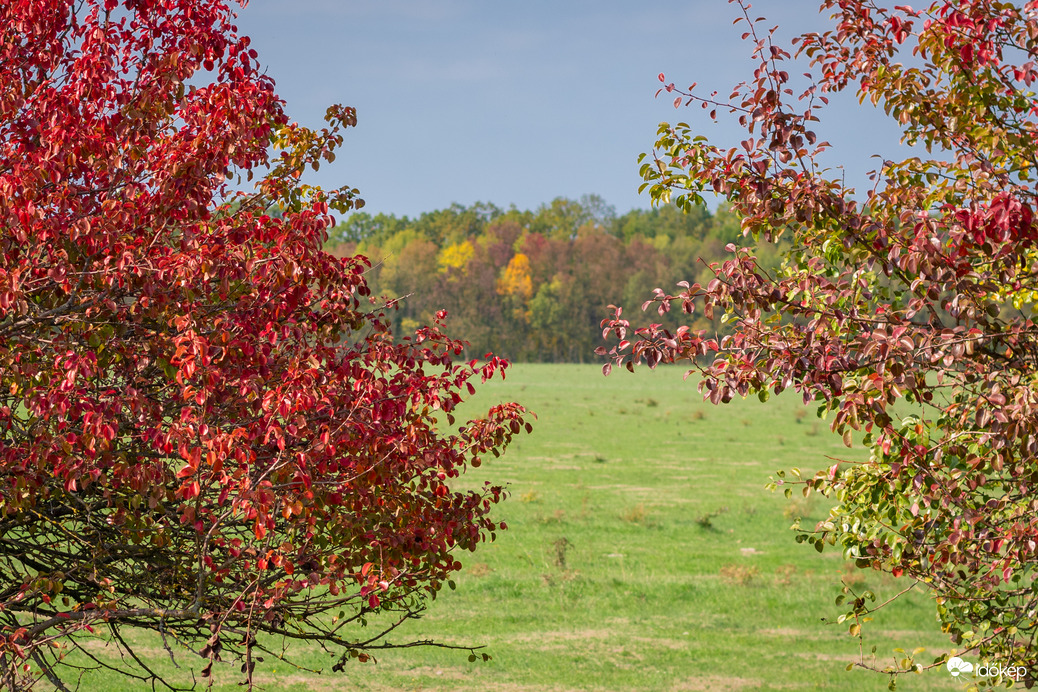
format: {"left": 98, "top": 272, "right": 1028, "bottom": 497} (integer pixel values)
{"left": 0, "top": 1, "right": 529, "bottom": 689}
{"left": 603, "top": 1, "right": 1038, "bottom": 684}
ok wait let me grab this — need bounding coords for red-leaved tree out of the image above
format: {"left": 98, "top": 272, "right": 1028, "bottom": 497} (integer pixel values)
{"left": 0, "top": 1, "right": 528, "bottom": 689}
{"left": 602, "top": 0, "right": 1038, "bottom": 685}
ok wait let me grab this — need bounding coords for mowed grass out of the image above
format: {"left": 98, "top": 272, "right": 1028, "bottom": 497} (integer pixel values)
{"left": 48, "top": 364, "right": 953, "bottom": 691}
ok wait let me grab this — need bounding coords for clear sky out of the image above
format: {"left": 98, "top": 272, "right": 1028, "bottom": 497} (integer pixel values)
{"left": 233, "top": 1, "right": 910, "bottom": 219}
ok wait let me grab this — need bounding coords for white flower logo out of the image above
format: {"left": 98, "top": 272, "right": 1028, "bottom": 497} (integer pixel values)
{"left": 947, "top": 657, "right": 974, "bottom": 677}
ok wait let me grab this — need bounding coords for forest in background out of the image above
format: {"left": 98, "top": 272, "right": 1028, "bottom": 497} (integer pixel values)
{"left": 326, "top": 196, "right": 785, "bottom": 362}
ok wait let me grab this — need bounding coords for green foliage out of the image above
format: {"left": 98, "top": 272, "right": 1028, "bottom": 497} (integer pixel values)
{"left": 326, "top": 210, "right": 409, "bottom": 246}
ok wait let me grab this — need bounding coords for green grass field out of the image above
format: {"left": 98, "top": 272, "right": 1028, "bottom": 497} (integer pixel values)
{"left": 50, "top": 364, "right": 957, "bottom": 691}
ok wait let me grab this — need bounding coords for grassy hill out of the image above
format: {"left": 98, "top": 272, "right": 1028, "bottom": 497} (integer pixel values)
{"left": 49, "top": 364, "right": 954, "bottom": 691}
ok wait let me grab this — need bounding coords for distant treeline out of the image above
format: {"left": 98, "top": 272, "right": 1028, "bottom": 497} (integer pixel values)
{"left": 326, "top": 195, "right": 783, "bottom": 362}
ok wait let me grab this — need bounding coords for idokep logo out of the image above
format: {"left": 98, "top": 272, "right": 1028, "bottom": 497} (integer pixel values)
{"left": 946, "top": 657, "right": 973, "bottom": 677}
{"left": 946, "top": 656, "right": 1028, "bottom": 680}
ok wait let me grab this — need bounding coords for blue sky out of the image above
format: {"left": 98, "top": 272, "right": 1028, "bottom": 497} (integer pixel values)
{"left": 234, "top": 1, "right": 909, "bottom": 218}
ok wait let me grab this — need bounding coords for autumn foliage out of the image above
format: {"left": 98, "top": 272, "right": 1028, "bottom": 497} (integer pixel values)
{"left": 603, "top": 0, "right": 1038, "bottom": 683}
{"left": 328, "top": 198, "right": 756, "bottom": 363}
{"left": 0, "top": 0, "right": 528, "bottom": 688}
